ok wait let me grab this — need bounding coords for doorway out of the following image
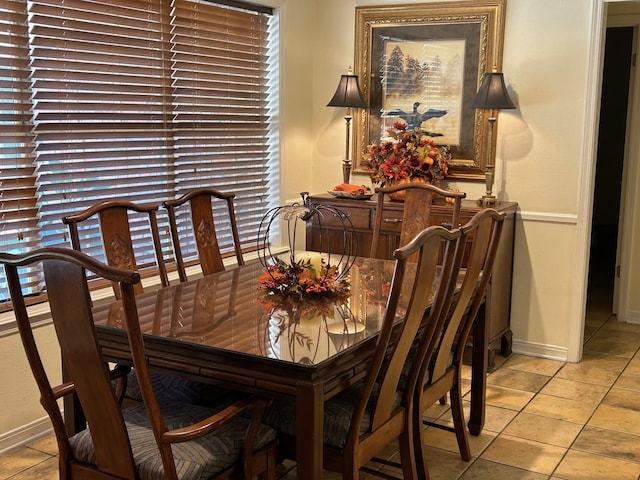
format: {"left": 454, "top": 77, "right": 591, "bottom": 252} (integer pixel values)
{"left": 586, "top": 26, "right": 634, "bottom": 335}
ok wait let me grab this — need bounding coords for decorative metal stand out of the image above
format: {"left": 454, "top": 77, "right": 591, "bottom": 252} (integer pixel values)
{"left": 257, "top": 192, "right": 357, "bottom": 282}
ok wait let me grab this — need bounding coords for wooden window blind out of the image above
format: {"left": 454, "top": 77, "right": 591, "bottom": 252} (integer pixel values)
{"left": 0, "top": 0, "right": 278, "bottom": 304}
{"left": 169, "top": 0, "right": 274, "bottom": 259}
{"left": 0, "top": 0, "right": 41, "bottom": 301}
{"left": 29, "top": 0, "right": 176, "bottom": 268}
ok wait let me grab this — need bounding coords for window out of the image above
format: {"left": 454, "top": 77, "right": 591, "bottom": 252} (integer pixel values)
{"left": 0, "top": 0, "right": 279, "bottom": 303}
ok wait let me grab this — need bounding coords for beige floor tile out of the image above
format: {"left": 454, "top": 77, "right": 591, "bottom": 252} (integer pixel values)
{"left": 420, "top": 446, "right": 472, "bottom": 480}
{"left": 572, "top": 425, "right": 640, "bottom": 464}
{"left": 460, "top": 377, "right": 471, "bottom": 397}
{"left": 460, "top": 458, "right": 548, "bottom": 480}
{"left": 503, "top": 354, "right": 565, "bottom": 376}
{"left": 503, "top": 411, "right": 582, "bottom": 448}
{"left": 588, "top": 328, "right": 640, "bottom": 345}
{"left": 480, "top": 384, "right": 535, "bottom": 411}
{"left": 588, "top": 403, "right": 640, "bottom": 436}
{"left": 421, "top": 422, "right": 495, "bottom": 458}
{"left": 626, "top": 354, "right": 640, "bottom": 374}
{"left": 554, "top": 449, "right": 640, "bottom": 479}
{"left": 583, "top": 324, "right": 599, "bottom": 343}
{"left": 486, "top": 367, "right": 551, "bottom": 393}
{"left": 523, "top": 394, "right": 598, "bottom": 424}
{"left": 602, "top": 387, "right": 640, "bottom": 411}
{"left": 0, "top": 446, "right": 52, "bottom": 478}
{"left": 613, "top": 371, "right": 640, "bottom": 392}
{"left": 480, "top": 404, "right": 520, "bottom": 433}
{"left": 3, "top": 456, "right": 58, "bottom": 480}
{"left": 555, "top": 362, "right": 621, "bottom": 386}
{"left": 583, "top": 338, "right": 638, "bottom": 358}
{"left": 578, "top": 351, "right": 629, "bottom": 373}
{"left": 25, "top": 433, "right": 58, "bottom": 456}
{"left": 442, "top": 399, "right": 518, "bottom": 434}
{"left": 480, "top": 434, "right": 566, "bottom": 475}
{"left": 422, "top": 402, "right": 451, "bottom": 422}
{"left": 540, "top": 377, "right": 609, "bottom": 404}
{"left": 600, "top": 320, "right": 640, "bottom": 334}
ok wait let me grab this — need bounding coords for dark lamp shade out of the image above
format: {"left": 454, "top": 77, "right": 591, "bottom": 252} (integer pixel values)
{"left": 471, "top": 72, "right": 516, "bottom": 110}
{"left": 327, "top": 74, "right": 368, "bottom": 109}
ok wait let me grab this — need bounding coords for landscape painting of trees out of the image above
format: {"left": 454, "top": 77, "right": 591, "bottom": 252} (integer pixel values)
{"left": 381, "top": 39, "right": 465, "bottom": 145}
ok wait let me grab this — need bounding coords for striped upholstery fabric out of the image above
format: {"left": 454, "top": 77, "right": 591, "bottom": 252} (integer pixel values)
{"left": 125, "top": 370, "right": 233, "bottom": 407}
{"left": 69, "top": 401, "right": 277, "bottom": 479}
{"left": 262, "top": 382, "right": 401, "bottom": 449}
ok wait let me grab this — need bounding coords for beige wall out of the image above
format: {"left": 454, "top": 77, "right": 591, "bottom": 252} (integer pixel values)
{"left": 1, "top": 324, "right": 62, "bottom": 446}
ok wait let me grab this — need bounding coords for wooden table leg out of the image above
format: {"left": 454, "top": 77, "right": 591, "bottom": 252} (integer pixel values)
{"left": 468, "top": 303, "right": 487, "bottom": 436}
{"left": 296, "top": 382, "right": 324, "bottom": 479}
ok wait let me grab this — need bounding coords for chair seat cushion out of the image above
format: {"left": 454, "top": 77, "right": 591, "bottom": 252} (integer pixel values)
{"left": 69, "top": 400, "right": 277, "bottom": 480}
{"left": 262, "top": 383, "right": 401, "bottom": 449}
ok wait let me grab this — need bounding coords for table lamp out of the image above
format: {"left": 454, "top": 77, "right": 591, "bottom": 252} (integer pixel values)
{"left": 471, "top": 70, "right": 516, "bottom": 205}
{"left": 327, "top": 67, "right": 368, "bottom": 184}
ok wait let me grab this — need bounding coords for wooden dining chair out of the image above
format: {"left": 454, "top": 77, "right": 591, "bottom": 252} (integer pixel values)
{"left": 62, "top": 199, "right": 169, "bottom": 298}
{"left": 62, "top": 199, "right": 231, "bottom": 408}
{"left": 261, "top": 225, "right": 463, "bottom": 479}
{"left": 411, "top": 208, "right": 506, "bottom": 480}
{"left": 370, "top": 182, "right": 467, "bottom": 259}
{"left": 1, "top": 247, "right": 278, "bottom": 480}
{"left": 163, "top": 188, "right": 244, "bottom": 282}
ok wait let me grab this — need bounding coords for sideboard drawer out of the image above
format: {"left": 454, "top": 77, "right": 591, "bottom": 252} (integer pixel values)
{"left": 321, "top": 206, "right": 370, "bottom": 230}
{"left": 377, "top": 210, "right": 404, "bottom": 233}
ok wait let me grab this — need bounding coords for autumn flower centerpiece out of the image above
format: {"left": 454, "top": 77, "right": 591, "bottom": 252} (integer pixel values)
{"left": 258, "top": 252, "right": 350, "bottom": 301}
{"left": 364, "top": 121, "right": 451, "bottom": 188}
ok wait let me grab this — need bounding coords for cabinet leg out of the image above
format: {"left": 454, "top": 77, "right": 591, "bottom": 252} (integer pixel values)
{"left": 501, "top": 330, "right": 513, "bottom": 357}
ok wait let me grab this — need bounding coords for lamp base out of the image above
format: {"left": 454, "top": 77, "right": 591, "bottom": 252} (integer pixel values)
{"left": 478, "top": 194, "right": 497, "bottom": 206}
{"left": 342, "top": 160, "right": 352, "bottom": 184}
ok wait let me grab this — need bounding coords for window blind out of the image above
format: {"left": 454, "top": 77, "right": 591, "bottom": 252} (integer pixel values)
{"left": 170, "top": 0, "right": 274, "bottom": 259}
{"left": 0, "top": 0, "right": 278, "bottom": 304}
{"left": 29, "top": 0, "right": 176, "bottom": 268}
{"left": 0, "top": 0, "right": 41, "bottom": 300}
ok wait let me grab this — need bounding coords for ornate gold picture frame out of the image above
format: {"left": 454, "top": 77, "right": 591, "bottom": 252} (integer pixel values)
{"left": 353, "top": 1, "right": 507, "bottom": 180}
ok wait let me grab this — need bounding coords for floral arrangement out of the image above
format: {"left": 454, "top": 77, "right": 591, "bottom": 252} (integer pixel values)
{"left": 364, "top": 121, "right": 451, "bottom": 187}
{"left": 257, "top": 252, "right": 350, "bottom": 301}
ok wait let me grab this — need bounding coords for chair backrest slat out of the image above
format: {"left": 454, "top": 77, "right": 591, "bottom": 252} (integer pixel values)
{"left": 63, "top": 200, "right": 169, "bottom": 298}
{"left": 164, "top": 188, "right": 244, "bottom": 282}
{"left": 371, "top": 183, "right": 466, "bottom": 259}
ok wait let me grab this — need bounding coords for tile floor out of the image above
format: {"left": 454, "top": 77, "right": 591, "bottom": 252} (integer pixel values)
{"left": 3, "top": 297, "right": 640, "bottom": 479}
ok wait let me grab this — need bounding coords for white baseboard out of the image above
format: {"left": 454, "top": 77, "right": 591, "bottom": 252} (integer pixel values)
{"left": 512, "top": 339, "right": 569, "bottom": 363}
{"left": 0, "top": 416, "right": 52, "bottom": 455}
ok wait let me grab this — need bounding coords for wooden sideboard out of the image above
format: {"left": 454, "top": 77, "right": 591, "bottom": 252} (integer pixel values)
{"left": 305, "top": 193, "right": 518, "bottom": 369}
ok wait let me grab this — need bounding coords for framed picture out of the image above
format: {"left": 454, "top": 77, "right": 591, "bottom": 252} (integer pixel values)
{"left": 353, "top": 1, "right": 507, "bottom": 180}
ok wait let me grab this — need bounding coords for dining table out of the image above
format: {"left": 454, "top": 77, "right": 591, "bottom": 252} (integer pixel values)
{"left": 85, "top": 254, "right": 489, "bottom": 480}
